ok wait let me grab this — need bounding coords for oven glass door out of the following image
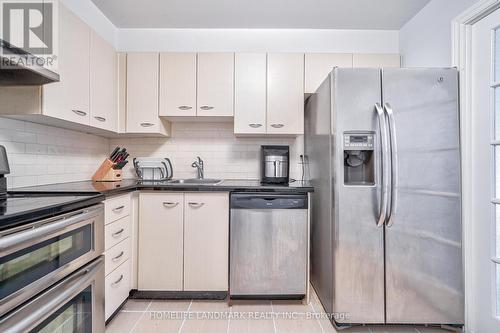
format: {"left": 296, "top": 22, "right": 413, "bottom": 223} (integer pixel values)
{"left": 0, "top": 224, "right": 92, "bottom": 301}
{"left": 33, "top": 286, "right": 92, "bottom": 333}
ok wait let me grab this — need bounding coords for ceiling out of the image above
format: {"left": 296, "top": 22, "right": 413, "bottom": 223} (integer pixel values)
{"left": 90, "top": 0, "right": 431, "bottom": 30}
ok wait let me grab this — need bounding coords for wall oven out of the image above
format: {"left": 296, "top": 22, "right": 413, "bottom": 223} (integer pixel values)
{"left": 0, "top": 204, "right": 104, "bottom": 332}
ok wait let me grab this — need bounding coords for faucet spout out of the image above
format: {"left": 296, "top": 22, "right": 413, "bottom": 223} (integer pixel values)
{"left": 191, "top": 156, "right": 204, "bottom": 179}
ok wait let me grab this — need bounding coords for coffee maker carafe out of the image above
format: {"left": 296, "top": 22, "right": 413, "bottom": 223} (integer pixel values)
{"left": 261, "top": 146, "right": 289, "bottom": 184}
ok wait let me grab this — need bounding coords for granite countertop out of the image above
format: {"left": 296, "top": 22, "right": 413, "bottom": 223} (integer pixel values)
{"left": 10, "top": 179, "right": 314, "bottom": 197}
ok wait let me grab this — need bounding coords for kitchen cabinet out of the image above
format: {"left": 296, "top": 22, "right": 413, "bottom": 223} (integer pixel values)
{"left": 42, "top": 5, "right": 90, "bottom": 125}
{"left": 159, "top": 53, "right": 197, "bottom": 117}
{"left": 267, "top": 53, "right": 305, "bottom": 135}
{"left": 105, "top": 260, "right": 131, "bottom": 320}
{"left": 353, "top": 54, "right": 401, "bottom": 68}
{"left": 90, "top": 30, "right": 118, "bottom": 131}
{"left": 138, "top": 193, "right": 184, "bottom": 291}
{"left": 305, "top": 53, "right": 353, "bottom": 94}
{"left": 184, "top": 193, "right": 229, "bottom": 291}
{"left": 126, "top": 53, "right": 170, "bottom": 135}
{"left": 197, "top": 53, "right": 234, "bottom": 117}
{"left": 234, "top": 53, "right": 267, "bottom": 135}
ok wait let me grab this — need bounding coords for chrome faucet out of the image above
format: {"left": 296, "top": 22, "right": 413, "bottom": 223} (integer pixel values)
{"left": 191, "top": 156, "right": 204, "bottom": 179}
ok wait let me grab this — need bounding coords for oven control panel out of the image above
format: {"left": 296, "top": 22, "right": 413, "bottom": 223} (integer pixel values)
{"left": 343, "top": 133, "right": 374, "bottom": 150}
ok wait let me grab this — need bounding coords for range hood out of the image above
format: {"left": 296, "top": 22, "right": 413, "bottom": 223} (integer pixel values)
{"left": 0, "top": 39, "right": 59, "bottom": 86}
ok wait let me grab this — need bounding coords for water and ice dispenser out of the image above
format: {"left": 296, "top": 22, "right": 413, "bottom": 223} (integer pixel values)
{"left": 343, "top": 132, "right": 375, "bottom": 185}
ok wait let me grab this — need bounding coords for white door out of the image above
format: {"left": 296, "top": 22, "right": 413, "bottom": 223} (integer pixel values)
{"left": 470, "top": 8, "right": 500, "bottom": 333}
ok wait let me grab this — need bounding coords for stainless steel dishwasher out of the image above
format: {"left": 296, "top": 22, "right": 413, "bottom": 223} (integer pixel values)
{"left": 230, "top": 193, "right": 308, "bottom": 299}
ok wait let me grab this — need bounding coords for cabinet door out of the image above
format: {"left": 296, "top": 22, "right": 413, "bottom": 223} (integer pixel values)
{"left": 234, "top": 53, "right": 267, "bottom": 134}
{"left": 305, "top": 53, "right": 352, "bottom": 94}
{"left": 267, "top": 53, "right": 304, "bottom": 134}
{"left": 159, "top": 53, "right": 197, "bottom": 117}
{"left": 42, "top": 5, "right": 90, "bottom": 125}
{"left": 353, "top": 54, "right": 401, "bottom": 68}
{"left": 184, "top": 193, "right": 229, "bottom": 291}
{"left": 126, "top": 53, "right": 169, "bottom": 135}
{"left": 138, "top": 193, "right": 184, "bottom": 291}
{"left": 197, "top": 53, "right": 234, "bottom": 117}
{"left": 90, "top": 30, "right": 117, "bottom": 132}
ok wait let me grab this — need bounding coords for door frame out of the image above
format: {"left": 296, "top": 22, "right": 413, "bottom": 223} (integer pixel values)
{"left": 452, "top": 1, "right": 500, "bottom": 332}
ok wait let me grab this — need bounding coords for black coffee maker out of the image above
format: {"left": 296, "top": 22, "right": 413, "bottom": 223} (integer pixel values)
{"left": 261, "top": 145, "right": 289, "bottom": 184}
{"left": 0, "top": 145, "right": 10, "bottom": 199}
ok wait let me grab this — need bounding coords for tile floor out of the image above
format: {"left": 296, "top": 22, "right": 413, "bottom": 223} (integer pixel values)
{"left": 106, "top": 289, "right": 457, "bottom": 333}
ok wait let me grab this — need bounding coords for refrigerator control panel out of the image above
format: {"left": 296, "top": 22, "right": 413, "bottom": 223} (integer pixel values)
{"left": 343, "top": 133, "right": 374, "bottom": 150}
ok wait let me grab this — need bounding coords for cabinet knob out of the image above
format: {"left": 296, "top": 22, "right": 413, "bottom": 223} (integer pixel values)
{"left": 270, "top": 124, "right": 285, "bottom": 129}
{"left": 112, "top": 228, "right": 124, "bottom": 238}
{"left": 72, "top": 109, "right": 87, "bottom": 116}
{"left": 200, "top": 106, "right": 214, "bottom": 111}
{"left": 140, "top": 122, "right": 154, "bottom": 127}
{"left": 94, "top": 116, "right": 106, "bottom": 122}
{"left": 111, "top": 274, "right": 124, "bottom": 286}
{"left": 162, "top": 202, "right": 179, "bottom": 208}
{"left": 178, "top": 106, "right": 193, "bottom": 110}
{"left": 249, "top": 123, "right": 262, "bottom": 128}
{"left": 188, "top": 202, "right": 205, "bottom": 208}
{"left": 112, "top": 251, "right": 125, "bottom": 262}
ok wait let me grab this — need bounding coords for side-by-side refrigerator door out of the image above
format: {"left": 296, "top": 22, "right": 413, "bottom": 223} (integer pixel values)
{"left": 333, "top": 68, "right": 385, "bottom": 324}
{"left": 382, "top": 68, "right": 464, "bottom": 325}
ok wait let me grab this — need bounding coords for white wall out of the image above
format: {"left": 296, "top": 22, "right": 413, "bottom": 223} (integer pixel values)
{"left": 399, "top": 0, "right": 479, "bottom": 67}
{"left": 117, "top": 28, "right": 399, "bottom": 53}
{"left": 0, "top": 117, "right": 109, "bottom": 188}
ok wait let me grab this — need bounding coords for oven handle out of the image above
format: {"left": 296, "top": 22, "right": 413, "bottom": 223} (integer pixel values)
{"left": 0, "top": 207, "right": 101, "bottom": 253}
{"left": 0, "top": 257, "right": 104, "bottom": 333}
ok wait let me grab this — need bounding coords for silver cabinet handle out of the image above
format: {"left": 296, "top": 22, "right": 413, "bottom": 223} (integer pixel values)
{"left": 72, "top": 109, "right": 87, "bottom": 116}
{"left": 375, "top": 103, "right": 390, "bottom": 228}
{"left": 140, "top": 122, "right": 154, "bottom": 127}
{"left": 492, "top": 258, "right": 500, "bottom": 264}
{"left": 178, "top": 105, "right": 192, "bottom": 110}
{"left": 112, "top": 205, "right": 125, "bottom": 212}
{"left": 200, "top": 106, "right": 214, "bottom": 110}
{"left": 162, "top": 202, "right": 179, "bottom": 208}
{"left": 270, "top": 124, "right": 284, "bottom": 128}
{"left": 112, "top": 251, "right": 125, "bottom": 262}
{"left": 188, "top": 202, "right": 205, "bottom": 208}
{"left": 111, "top": 274, "right": 124, "bottom": 286}
{"left": 94, "top": 116, "right": 106, "bottom": 122}
{"left": 249, "top": 124, "right": 262, "bottom": 128}
{"left": 384, "top": 103, "right": 398, "bottom": 228}
{"left": 112, "top": 228, "right": 124, "bottom": 238}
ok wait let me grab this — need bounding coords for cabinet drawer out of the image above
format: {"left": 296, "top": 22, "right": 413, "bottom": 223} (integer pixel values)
{"left": 105, "top": 260, "right": 131, "bottom": 320}
{"left": 105, "top": 238, "right": 131, "bottom": 276}
{"left": 105, "top": 216, "right": 131, "bottom": 251}
{"left": 105, "top": 194, "right": 131, "bottom": 224}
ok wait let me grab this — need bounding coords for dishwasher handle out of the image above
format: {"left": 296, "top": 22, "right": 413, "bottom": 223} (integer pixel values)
{"left": 230, "top": 193, "right": 308, "bottom": 209}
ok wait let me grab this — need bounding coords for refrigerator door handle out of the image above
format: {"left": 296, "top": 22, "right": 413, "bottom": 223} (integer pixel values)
{"left": 384, "top": 103, "right": 398, "bottom": 227}
{"left": 375, "top": 103, "right": 390, "bottom": 227}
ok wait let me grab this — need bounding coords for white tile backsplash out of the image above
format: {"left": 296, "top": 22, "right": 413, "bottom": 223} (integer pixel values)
{"left": 0, "top": 118, "right": 304, "bottom": 188}
{"left": 0, "top": 117, "right": 109, "bottom": 189}
{"left": 110, "top": 122, "right": 304, "bottom": 181}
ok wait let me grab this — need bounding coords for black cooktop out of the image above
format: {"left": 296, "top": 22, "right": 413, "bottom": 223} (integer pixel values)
{"left": 0, "top": 192, "right": 105, "bottom": 231}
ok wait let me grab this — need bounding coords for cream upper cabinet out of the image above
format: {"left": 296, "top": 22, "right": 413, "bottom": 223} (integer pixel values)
{"left": 159, "top": 53, "right": 197, "bottom": 117}
{"left": 267, "top": 53, "right": 305, "bottom": 135}
{"left": 305, "top": 53, "right": 353, "bottom": 94}
{"left": 234, "top": 53, "right": 267, "bottom": 135}
{"left": 43, "top": 5, "right": 90, "bottom": 125}
{"left": 353, "top": 54, "right": 401, "bottom": 68}
{"left": 126, "top": 53, "right": 170, "bottom": 135}
{"left": 138, "top": 193, "right": 184, "bottom": 291}
{"left": 90, "top": 31, "right": 117, "bottom": 132}
{"left": 184, "top": 193, "right": 229, "bottom": 291}
{"left": 197, "top": 53, "right": 234, "bottom": 117}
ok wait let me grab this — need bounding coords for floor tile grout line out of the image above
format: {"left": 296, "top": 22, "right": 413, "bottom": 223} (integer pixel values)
{"left": 270, "top": 301, "right": 278, "bottom": 333}
{"left": 177, "top": 299, "right": 193, "bottom": 333}
{"left": 128, "top": 301, "right": 152, "bottom": 333}
{"left": 226, "top": 300, "right": 232, "bottom": 333}
{"left": 309, "top": 300, "right": 326, "bottom": 333}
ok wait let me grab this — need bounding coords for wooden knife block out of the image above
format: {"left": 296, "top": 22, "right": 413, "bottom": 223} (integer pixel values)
{"left": 92, "top": 159, "right": 123, "bottom": 182}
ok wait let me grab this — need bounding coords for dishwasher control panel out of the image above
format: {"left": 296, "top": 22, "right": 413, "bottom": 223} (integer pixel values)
{"left": 230, "top": 194, "right": 308, "bottom": 210}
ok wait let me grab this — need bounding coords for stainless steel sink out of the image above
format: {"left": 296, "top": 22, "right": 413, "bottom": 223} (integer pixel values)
{"left": 168, "top": 178, "right": 223, "bottom": 185}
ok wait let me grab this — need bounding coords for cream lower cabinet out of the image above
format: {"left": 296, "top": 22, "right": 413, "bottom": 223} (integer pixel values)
{"left": 184, "top": 193, "right": 229, "bottom": 291}
{"left": 138, "top": 193, "right": 184, "bottom": 291}
{"left": 138, "top": 192, "right": 229, "bottom": 292}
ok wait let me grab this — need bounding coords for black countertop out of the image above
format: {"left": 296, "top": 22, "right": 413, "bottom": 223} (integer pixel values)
{"left": 10, "top": 179, "right": 314, "bottom": 197}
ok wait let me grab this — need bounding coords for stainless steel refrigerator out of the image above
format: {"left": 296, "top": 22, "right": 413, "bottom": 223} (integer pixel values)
{"left": 304, "top": 68, "right": 463, "bottom": 327}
